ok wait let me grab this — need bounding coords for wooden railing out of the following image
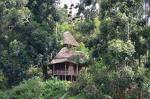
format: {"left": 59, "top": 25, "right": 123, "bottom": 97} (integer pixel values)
{"left": 53, "top": 70, "right": 77, "bottom": 75}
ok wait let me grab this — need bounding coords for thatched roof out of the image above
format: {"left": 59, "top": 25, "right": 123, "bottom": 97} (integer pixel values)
{"left": 51, "top": 47, "right": 85, "bottom": 64}
{"left": 54, "top": 47, "right": 78, "bottom": 59}
{"left": 63, "top": 31, "right": 79, "bottom": 46}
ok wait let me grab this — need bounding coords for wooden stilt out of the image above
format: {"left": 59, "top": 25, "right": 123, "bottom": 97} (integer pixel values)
{"left": 71, "top": 75, "right": 72, "bottom": 81}
{"left": 53, "top": 65, "right": 54, "bottom": 75}
{"left": 65, "top": 63, "right": 66, "bottom": 81}
{"left": 76, "top": 64, "right": 78, "bottom": 81}
{"left": 77, "top": 64, "right": 78, "bottom": 75}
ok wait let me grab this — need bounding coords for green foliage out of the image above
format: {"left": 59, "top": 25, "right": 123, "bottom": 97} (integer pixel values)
{"left": 9, "top": 40, "right": 25, "bottom": 56}
{"left": 0, "top": 0, "right": 59, "bottom": 86}
{"left": 6, "top": 77, "right": 43, "bottom": 99}
{"left": 0, "top": 77, "right": 70, "bottom": 99}
{"left": 0, "top": 0, "right": 149, "bottom": 99}
{"left": 0, "top": 90, "right": 6, "bottom": 99}
{"left": 41, "top": 78, "right": 70, "bottom": 99}
{"left": 69, "top": 60, "right": 107, "bottom": 99}
{"left": 78, "top": 68, "right": 94, "bottom": 86}
{"left": 0, "top": 40, "right": 30, "bottom": 86}
{"left": 27, "top": 67, "right": 42, "bottom": 78}
{"left": 108, "top": 39, "right": 135, "bottom": 56}
{"left": 74, "top": 42, "right": 90, "bottom": 60}
{"left": 31, "top": 28, "right": 56, "bottom": 53}
{"left": 57, "top": 22, "right": 73, "bottom": 34}
{"left": 116, "top": 66, "right": 135, "bottom": 90}
{"left": 65, "top": 94, "right": 85, "bottom": 99}
{"left": 89, "top": 0, "right": 145, "bottom": 63}
{"left": 27, "top": 0, "right": 59, "bottom": 23}
{"left": 0, "top": 70, "right": 7, "bottom": 89}
{"left": 69, "top": 56, "right": 149, "bottom": 98}
{"left": 78, "top": 0, "right": 98, "bottom": 20}
{"left": 83, "top": 84, "right": 99, "bottom": 99}
{"left": 69, "top": 68, "right": 100, "bottom": 99}
{"left": 75, "top": 20, "right": 95, "bottom": 35}
{"left": 56, "top": 8, "right": 68, "bottom": 23}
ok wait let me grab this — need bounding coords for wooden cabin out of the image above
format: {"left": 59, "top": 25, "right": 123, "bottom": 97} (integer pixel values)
{"left": 51, "top": 32, "right": 86, "bottom": 81}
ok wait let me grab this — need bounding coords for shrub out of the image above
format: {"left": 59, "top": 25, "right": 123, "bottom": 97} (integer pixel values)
{"left": 0, "top": 70, "right": 7, "bottom": 89}
{"left": 83, "top": 84, "right": 99, "bottom": 99}
{"left": 69, "top": 68, "right": 98, "bottom": 98}
{"left": 6, "top": 77, "right": 43, "bottom": 99}
{"left": 27, "top": 67, "right": 43, "bottom": 78}
{"left": 40, "top": 78, "right": 70, "bottom": 99}
{"left": 1, "top": 77, "right": 70, "bottom": 99}
{"left": 0, "top": 91, "right": 6, "bottom": 99}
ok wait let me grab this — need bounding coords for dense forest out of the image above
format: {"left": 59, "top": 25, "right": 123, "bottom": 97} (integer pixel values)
{"left": 0, "top": 0, "right": 150, "bottom": 99}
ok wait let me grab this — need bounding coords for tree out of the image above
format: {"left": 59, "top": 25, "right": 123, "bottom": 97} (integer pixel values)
{"left": 0, "top": 0, "right": 59, "bottom": 86}
{"left": 86, "top": 0, "right": 148, "bottom": 98}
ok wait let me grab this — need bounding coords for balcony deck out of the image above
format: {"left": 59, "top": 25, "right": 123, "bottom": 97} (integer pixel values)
{"left": 53, "top": 70, "right": 78, "bottom": 76}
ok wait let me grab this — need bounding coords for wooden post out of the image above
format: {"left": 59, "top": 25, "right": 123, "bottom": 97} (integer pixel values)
{"left": 53, "top": 65, "right": 54, "bottom": 75}
{"left": 65, "top": 63, "right": 66, "bottom": 80}
{"left": 77, "top": 64, "right": 78, "bottom": 75}
{"left": 71, "top": 75, "right": 72, "bottom": 81}
{"left": 76, "top": 64, "right": 78, "bottom": 81}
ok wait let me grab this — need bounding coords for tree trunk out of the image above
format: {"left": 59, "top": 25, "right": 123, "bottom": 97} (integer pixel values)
{"left": 42, "top": 65, "right": 48, "bottom": 80}
{"left": 138, "top": 88, "right": 142, "bottom": 99}
{"left": 146, "top": 48, "right": 149, "bottom": 63}
{"left": 139, "top": 54, "right": 141, "bottom": 67}
{"left": 119, "top": 90, "right": 125, "bottom": 99}
{"left": 113, "top": 81, "right": 119, "bottom": 99}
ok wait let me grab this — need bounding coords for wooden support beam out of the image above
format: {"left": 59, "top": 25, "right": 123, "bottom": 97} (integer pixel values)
{"left": 53, "top": 65, "right": 54, "bottom": 75}
{"left": 65, "top": 63, "right": 66, "bottom": 81}
{"left": 71, "top": 75, "right": 72, "bottom": 81}
{"left": 77, "top": 64, "right": 78, "bottom": 75}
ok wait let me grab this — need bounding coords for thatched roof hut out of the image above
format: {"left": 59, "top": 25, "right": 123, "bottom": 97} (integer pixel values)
{"left": 50, "top": 31, "right": 86, "bottom": 81}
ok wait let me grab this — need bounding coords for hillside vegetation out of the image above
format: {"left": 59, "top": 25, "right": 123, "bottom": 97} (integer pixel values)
{"left": 0, "top": 0, "right": 150, "bottom": 99}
